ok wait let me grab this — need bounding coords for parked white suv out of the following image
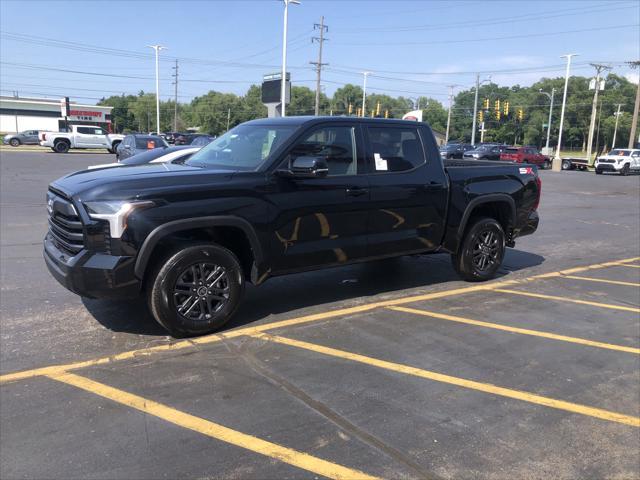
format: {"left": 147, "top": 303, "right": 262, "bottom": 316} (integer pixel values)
{"left": 39, "top": 125, "right": 124, "bottom": 153}
{"left": 595, "top": 149, "right": 640, "bottom": 175}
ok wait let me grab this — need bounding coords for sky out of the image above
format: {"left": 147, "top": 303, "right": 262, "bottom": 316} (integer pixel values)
{"left": 0, "top": 0, "right": 638, "bottom": 106}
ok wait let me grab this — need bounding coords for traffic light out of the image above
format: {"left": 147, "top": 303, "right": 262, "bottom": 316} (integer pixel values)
{"left": 348, "top": 103, "right": 353, "bottom": 115}
{"left": 478, "top": 110, "right": 484, "bottom": 123}
{"left": 376, "top": 102, "right": 381, "bottom": 116}
{"left": 483, "top": 98, "right": 489, "bottom": 109}
{"left": 517, "top": 108, "right": 524, "bottom": 121}
{"left": 503, "top": 101, "right": 509, "bottom": 116}
{"left": 495, "top": 109, "right": 501, "bottom": 120}
{"left": 494, "top": 99, "right": 500, "bottom": 114}
{"left": 384, "top": 109, "right": 389, "bottom": 119}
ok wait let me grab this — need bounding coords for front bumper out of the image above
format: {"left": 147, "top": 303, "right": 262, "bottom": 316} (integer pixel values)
{"left": 595, "top": 162, "right": 620, "bottom": 172}
{"left": 44, "top": 233, "right": 141, "bottom": 299}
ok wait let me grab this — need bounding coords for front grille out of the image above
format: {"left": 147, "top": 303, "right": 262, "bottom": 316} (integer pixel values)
{"left": 47, "top": 189, "right": 85, "bottom": 255}
{"left": 599, "top": 159, "right": 616, "bottom": 163}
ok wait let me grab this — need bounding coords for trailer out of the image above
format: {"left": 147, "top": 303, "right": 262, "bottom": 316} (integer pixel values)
{"left": 561, "top": 157, "right": 591, "bottom": 171}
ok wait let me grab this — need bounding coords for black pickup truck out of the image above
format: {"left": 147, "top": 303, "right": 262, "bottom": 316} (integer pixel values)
{"left": 44, "top": 117, "right": 540, "bottom": 336}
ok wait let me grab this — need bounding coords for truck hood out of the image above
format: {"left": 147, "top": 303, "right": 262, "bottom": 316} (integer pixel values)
{"left": 50, "top": 162, "right": 237, "bottom": 201}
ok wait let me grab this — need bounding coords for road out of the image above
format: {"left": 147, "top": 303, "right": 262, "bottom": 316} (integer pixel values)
{"left": 1, "top": 150, "right": 639, "bottom": 479}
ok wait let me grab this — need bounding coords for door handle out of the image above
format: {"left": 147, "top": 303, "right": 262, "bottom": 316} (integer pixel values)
{"left": 346, "top": 187, "right": 368, "bottom": 197}
{"left": 425, "top": 181, "right": 444, "bottom": 190}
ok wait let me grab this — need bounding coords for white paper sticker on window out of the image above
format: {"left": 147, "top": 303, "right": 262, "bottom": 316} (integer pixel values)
{"left": 374, "top": 153, "right": 388, "bottom": 171}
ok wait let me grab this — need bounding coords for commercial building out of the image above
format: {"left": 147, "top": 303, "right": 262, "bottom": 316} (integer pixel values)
{"left": 0, "top": 96, "right": 113, "bottom": 134}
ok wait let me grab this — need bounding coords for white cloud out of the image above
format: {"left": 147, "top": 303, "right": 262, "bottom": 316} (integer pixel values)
{"left": 625, "top": 72, "right": 639, "bottom": 85}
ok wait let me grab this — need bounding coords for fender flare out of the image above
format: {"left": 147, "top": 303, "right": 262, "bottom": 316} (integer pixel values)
{"left": 457, "top": 194, "right": 516, "bottom": 239}
{"left": 134, "top": 216, "right": 264, "bottom": 279}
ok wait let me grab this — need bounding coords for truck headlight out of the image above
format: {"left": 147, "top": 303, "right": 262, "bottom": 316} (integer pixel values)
{"left": 84, "top": 200, "right": 154, "bottom": 238}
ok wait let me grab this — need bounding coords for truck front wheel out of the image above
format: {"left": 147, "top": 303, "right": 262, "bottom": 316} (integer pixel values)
{"left": 147, "top": 243, "right": 244, "bottom": 337}
{"left": 620, "top": 164, "right": 630, "bottom": 176}
{"left": 452, "top": 217, "right": 505, "bottom": 282}
{"left": 54, "top": 140, "right": 70, "bottom": 153}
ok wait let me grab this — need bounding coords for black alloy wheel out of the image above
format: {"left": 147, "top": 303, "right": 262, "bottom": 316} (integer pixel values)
{"left": 471, "top": 229, "right": 500, "bottom": 272}
{"left": 173, "top": 262, "right": 230, "bottom": 321}
{"left": 452, "top": 217, "right": 505, "bottom": 282}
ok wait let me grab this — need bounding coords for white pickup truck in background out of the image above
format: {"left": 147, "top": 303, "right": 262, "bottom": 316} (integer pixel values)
{"left": 39, "top": 126, "right": 124, "bottom": 153}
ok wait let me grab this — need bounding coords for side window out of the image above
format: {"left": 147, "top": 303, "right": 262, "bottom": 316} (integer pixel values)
{"left": 288, "top": 126, "right": 357, "bottom": 176}
{"left": 368, "top": 126, "right": 425, "bottom": 172}
{"left": 94, "top": 128, "right": 106, "bottom": 135}
{"left": 77, "top": 127, "right": 94, "bottom": 135}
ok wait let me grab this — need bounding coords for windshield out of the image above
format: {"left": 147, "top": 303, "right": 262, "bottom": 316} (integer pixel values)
{"left": 609, "top": 149, "right": 630, "bottom": 156}
{"left": 186, "top": 124, "right": 296, "bottom": 170}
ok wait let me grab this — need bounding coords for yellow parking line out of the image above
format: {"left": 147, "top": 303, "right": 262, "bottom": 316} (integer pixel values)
{"left": 620, "top": 264, "right": 640, "bottom": 269}
{"left": 492, "top": 289, "right": 640, "bottom": 313}
{"left": 251, "top": 333, "right": 640, "bottom": 428}
{"left": 47, "top": 372, "right": 379, "bottom": 480}
{"left": 2, "top": 256, "right": 639, "bottom": 385}
{"left": 562, "top": 275, "right": 640, "bottom": 287}
{"left": 387, "top": 306, "right": 640, "bottom": 354}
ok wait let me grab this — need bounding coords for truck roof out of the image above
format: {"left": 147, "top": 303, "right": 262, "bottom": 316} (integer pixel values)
{"left": 244, "top": 116, "right": 430, "bottom": 127}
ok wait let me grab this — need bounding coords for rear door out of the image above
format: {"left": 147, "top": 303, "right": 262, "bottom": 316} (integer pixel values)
{"left": 364, "top": 124, "right": 448, "bottom": 256}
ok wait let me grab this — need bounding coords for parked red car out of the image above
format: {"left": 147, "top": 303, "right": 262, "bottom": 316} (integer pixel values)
{"left": 500, "top": 147, "right": 551, "bottom": 169}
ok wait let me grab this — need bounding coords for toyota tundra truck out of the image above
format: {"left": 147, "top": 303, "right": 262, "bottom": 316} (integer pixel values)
{"left": 44, "top": 117, "right": 540, "bottom": 336}
{"left": 39, "top": 125, "right": 124, "bottom": 153}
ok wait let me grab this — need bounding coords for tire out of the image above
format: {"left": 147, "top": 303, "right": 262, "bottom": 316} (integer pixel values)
{"left": 451, "top": 217, "right": 505, "bottom": 282}
{"left": 595, "top": 168, "right": 603, "bottom": 175}
{"left": 543, "top": 160, "right": 551, "bottom": 170}
{"left": 147, "top": 243, "right": 244, "bottom": 336}
{"left": 561, "top": 159, "right": 571, "bottom": 170}
{"left": 53, "top": 140, "right": 70, "bottom": 153}
{"left": 620, "top": 164, "right": 630, "bottom": 176}
{"left": 9, "top": 138, "right": 20, "bottom": 147}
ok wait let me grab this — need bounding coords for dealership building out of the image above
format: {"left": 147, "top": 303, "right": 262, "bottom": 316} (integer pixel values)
{"left": 0, "top": 96, "right": 113, "bottom": 134}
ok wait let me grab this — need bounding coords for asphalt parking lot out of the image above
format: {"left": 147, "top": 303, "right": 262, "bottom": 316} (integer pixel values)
{"left": 1, "top": 149, "right": 639, "bottom": 479}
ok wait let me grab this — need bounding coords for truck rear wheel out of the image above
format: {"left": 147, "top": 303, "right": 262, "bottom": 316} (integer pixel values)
{"left": 54, "top": 140, "right": 70, "bottom": 153}
{"left": 561, "top": 159, "right": 572, "bottom": 170}
{"left": 452, "top": 217, "right": 505, "bottom": 282}
{"left": 147, "top": 243, "right": 244, "bottom": 337}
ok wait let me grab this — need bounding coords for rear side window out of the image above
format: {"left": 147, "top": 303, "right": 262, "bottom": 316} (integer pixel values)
{"left": 77, "top": 127, "right": 95, "bottom": 135}
{"left": 368, "top": 126, "right": 425, "bottom": 172}
{"left": 505, "top": 148, "right": 518, "bottom": 154}
{"left": 136, "top": 137, "right": 161, "bottom": 149}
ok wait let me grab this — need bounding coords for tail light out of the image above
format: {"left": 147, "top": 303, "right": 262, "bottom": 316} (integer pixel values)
{"left": 533, "top": 174, "right": 542, "bottom": 210}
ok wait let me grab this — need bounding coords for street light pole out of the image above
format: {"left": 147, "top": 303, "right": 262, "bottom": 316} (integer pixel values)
{"left": 539, "top": 88, "right": 556, "bottom": 152}
{"left": 445, "top": 85, "right": 455, "bottom": 143}
{"left": 280, "top": 0, "right": 300, "bottom": 117}
{"left": 471, "top": 74, "right": 479, "bottom": 146}
{"left": 612, "top": 103, "right": 623, "bottom": 149}
{"left": 361, "top": 71, "right": 371, "bottom": 118}
{"left": 147, "top": 44, "right": 167, "bottom": 134}
{"left": 553, "top": 53, "right": 578, "bottom": 171}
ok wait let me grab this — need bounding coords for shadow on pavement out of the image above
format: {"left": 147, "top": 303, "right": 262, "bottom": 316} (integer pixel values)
{"left": 83, "top": 250, "right": 544, "bottom": 336}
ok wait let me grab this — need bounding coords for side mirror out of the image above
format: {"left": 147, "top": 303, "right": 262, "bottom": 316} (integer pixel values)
{"left": 278, "top": 156, "right": 329, "bottom": 178}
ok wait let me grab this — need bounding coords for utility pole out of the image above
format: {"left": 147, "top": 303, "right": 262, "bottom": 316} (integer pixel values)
{"left": 147, "top": 44, "right": 167, "bottom": 135}
{"left": 310, "top": 16, "right": 328, "bottom": 116}
{"left": 280, "top": 0, "right": 300, "bottom": 117}
{"left": 628, "top": 60, "right": 640, "bottom": 148}
{"left": 554, "top": 53, "right": 578, "bottom": 171}
{"left": 612, "top": 103, "right": 623, "bottom": 149}
{"left": 361, "top": 71, "right": 371, "bottom": 118}
{"left": 471, "top": 74, "right": 479, "bottom": 146}
{"left": 445, "top": 85, "right": 455, "bottom": 143}
{"left": 171, "top": 59, "right": 179, "bottom": 132}
{"left": 226, "top": 108, "right": 231, "bottom": 131}
{"left": 585, "top": 63, "right": 611, "bottom": 166}
{"left": 539, "top": 88, "right": 556, "bottom": 153}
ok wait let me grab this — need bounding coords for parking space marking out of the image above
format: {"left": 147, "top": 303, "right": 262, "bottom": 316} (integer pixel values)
{"left": 251, "top": 333, "right": 640, "bottom": 428}
{"left": 387, "top": 306, "right": 640, "bottom": 354}
{"left": 561, "top": 275, "right": 640, "bottom": 287}
{"left": 46, "top": 372, "right": 380, "bottom": 480}
{"left": 620, "top": 264, "right": 640, "bottom": 269}
{"left": 492, "top": 289, "right": 640, "bottom": 313}
{"left": 2, "top": 256, "right": 639, "bottom": 385}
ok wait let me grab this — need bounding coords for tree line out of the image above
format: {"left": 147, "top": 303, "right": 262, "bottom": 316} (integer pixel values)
{"left": 99, "top": 73, "right": 637, "bottom": 151}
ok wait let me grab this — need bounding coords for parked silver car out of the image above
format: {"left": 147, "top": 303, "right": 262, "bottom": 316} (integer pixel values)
{"left": 115, "top": 134, "right": 168, "bottom": 160}
{"left": 3, "top": 130, "right": 40, "bottom": 146}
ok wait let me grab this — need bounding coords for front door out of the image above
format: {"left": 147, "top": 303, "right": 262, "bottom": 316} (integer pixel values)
{"left": 365, "top": 124, "right": 448, "bottom": 257}
{"left": 267, "top": 124, "right": 370, "bottom": 273}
